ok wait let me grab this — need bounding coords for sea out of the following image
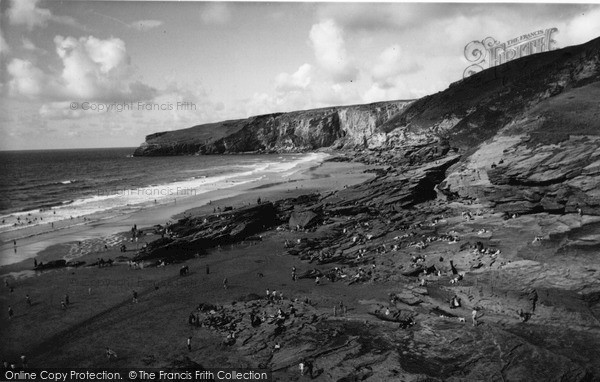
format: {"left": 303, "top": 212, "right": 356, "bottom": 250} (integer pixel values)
{"left": 0, "top": 147, "right": 326, "bottom": 236}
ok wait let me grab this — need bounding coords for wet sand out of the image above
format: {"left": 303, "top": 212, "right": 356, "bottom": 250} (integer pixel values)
{"left": 0, "top": 159, "right": 372, "bottom": 271}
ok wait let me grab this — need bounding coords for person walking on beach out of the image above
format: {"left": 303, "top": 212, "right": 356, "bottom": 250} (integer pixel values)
{"left": 64, "top": 294, "right": 70, "bottom": 306}
{"left": 187, "top": 336, "right": 192, "bottom": 351}
{"left": 472, "top": 308, "right": 478, "bottom": 327}
{"left": 8, "top": 306, "right": 13, "bottom": 320}
{"left": 132, "top": 290, "right": 138, "bottom": 303}
{"left": 223, "top": 278, "right": 228, "bottom": 290}
{"left": 26, "top": 294, "right": 31, "bottom": 306}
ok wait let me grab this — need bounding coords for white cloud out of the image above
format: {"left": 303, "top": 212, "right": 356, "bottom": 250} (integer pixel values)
{"left": 201, "top": 3, "right": 231, "bottom": 25}
{"left": 39, "top": 102, "right": 84, "bottom": 120}
{"left": 0, "top": 30, "right": 9, "bottom": 56}
{"left": 7, "top": 58, "right": 48, "bottom": 97}
{"left": 129, "top": 20, "right": 164, "bottom": 32}
{"left": 309, "top": 19, "right": 358, "bottom": 83}
{"left": 7, "top": 35, "right": 156, "bottom": 102}
{"left": 275, "top": 64, "right": 312, "bottom": 93}
{"left": 7, "top": 0, "right": 85, "bottom": 31}
{"left": 560, "top": 7, "right": 600, "bottom": 47}
{"left": 7, "top": 0, "right": 52, "bottom": 30}
{"left": 22, "top": 37, "right": 37, "bottom": 51}
{"left": 371, "top": 45, "right": 422, "bottom": 89}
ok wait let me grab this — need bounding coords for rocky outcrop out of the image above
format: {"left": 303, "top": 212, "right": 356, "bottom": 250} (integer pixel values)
{"left": 380, "top": 36, "right": 600, "bottom": 216}
{"left": 133, "top": 100, "right": 411, "bottom": 156}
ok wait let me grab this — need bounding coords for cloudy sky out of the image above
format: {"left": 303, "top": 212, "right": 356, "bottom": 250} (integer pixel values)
{"left": 1, "top": 1, "right": 600, "bottom": 150}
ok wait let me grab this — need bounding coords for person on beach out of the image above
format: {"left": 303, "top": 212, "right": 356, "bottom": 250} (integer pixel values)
{"left": 305, "top": 359, "right": 314, "bottom": 378}
{"left": 61, "top": 301, "right": 67, "bottom": 310}
{"left": 315, "top": 276, "right": 320, "bottom": 285}
{"left": 206, "top": 264, "right": 210, "bottom": 274}
{"left": 20, "top": 354, "right": 27, "bottom": 368}
{"left": 64, "top": 294, "right": 70, "bottom": 306}
{"left": 133, "top": 290, "right": 138, "bottom": 303}
{"left": 472, "top": 308, "right": 478, "bottom": 326}
{"left": 187, "top": 336, "right": 192, "bottom": 351}
{"left": 34, "top": 259, "right": 37, "bottom": 268}
{"left": 223, "top": 278, "right": 228, "bottom": 290}
{"left": 299, "top": 361, "right": 305, "bottom": 376}
{"left": 105, "top": 347, "right": 117, "bottom": 359}
{"left": 8, "top": 306, "right": 13, "bottom": 319}
{"left": 26, "top": 294, "right": 31, "bottom": 306}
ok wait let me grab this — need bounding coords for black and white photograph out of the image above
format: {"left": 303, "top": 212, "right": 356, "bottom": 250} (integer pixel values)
{"left": 1, "top": 1, "right": 600, "bottom": 380}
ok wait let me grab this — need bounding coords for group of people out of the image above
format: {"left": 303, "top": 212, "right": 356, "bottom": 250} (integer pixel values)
{"left": 2, "top": 354, "right": 28, "bottom": 370}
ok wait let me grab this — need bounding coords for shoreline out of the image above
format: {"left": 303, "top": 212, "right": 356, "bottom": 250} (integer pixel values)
{"left": 0, "top": 158, "right": 374, "bottom": 276}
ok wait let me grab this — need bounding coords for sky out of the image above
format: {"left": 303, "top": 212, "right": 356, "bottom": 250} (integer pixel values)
{"left": 1, "top": 1, "right": 600, "bottom": 150}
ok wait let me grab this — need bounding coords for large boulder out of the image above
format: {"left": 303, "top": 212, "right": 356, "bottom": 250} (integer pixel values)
{"left": 289, "top": 210, "right": 321, "bottom": 229}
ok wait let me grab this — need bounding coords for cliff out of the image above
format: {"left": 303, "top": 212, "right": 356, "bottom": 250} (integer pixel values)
{"left": 133, "top": 100, "right": 412, "bottom": 156}
{"left": 361, "top": 36, "right": 600, "bottom": 216}
{"left": 134, "top": 36, "right": 600, "bottom": 217}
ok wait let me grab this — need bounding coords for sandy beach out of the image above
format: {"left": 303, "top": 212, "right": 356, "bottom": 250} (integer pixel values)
{"left": 2, "top": 153, "right": 599, "bottom": 381}
{"left": 0, "top": 157, "right": 371, "bottom": 270}
{"left": 0, "top": 158, "right": 377, "bottom": 371}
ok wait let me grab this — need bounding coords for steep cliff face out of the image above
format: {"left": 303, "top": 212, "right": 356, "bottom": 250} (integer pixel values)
{"left": 133, "top": 100, "right": 412, "bottom": 156}
{"left": 378, "top": 36, "right": 600, "bottom": 216}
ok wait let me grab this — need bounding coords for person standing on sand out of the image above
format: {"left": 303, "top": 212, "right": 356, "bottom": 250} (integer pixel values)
{"left": 305, "top": 359, "right": 314, "bottom": 378}
{"left": 472, "top": 308, "right": 478, "bottom": 326}
{"left": 223, "top": 278, "right": 228, "bottom": 290}
{"left": 64, "top": 294, "right": 70, "bottom": 306}
{"left": 132, "top": 290, "right": 138, "bottom": 303}
{"left": 187, "top": 336, "right": 192, "bottom": 351}
{"left": 206, "top": 264, "right": 210, "bottom": 274}
{"left": 105, "top": 347, "right": 117, "bottom": 359}
{"left": 26, "top": 294, "right": 31, "bottom": 306}
{"left": 8, "top": 306, "right": 13, "bottom": 319}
